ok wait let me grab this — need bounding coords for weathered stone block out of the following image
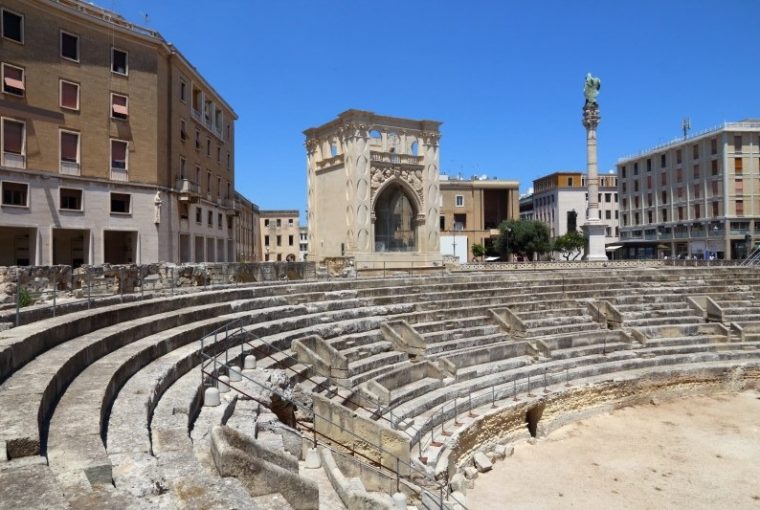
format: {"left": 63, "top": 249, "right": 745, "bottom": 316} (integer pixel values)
{"left": 473, "top": 452, "right": 492, "bottom": 473}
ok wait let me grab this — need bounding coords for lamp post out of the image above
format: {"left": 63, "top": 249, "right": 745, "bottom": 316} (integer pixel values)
{"left": 506, "top": 227, "right": 512, "bottom": 262}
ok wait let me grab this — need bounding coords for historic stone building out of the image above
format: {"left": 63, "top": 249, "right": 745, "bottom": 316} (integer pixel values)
{"left": 235, "top": 192, "right": 260, "bottom": 262}
{"left": 0, "top": 0, "right": 237, "bottom": 266}
{"left": 617, "top": 120, "right": 760, "bottom": 260}
{"left": 259, "top": 210, "right": 300, "bottom": 262}
{"left": 304, "top": 110, "right": 442, "bottom": 266}
{"left": 439, "top": 175, "right": 519, "bottom": 262}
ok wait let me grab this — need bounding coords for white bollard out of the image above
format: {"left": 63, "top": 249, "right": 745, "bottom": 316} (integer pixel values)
{"left": 391, "top": 492, "right": 407, "bottom": 509}
{"left": 304, "top": 448, "right": 321, "bottom": 469}
{"left": 218, "top": 375, "right": 230, "bottom": 393}
{"left": 228, "top": 365, "right": 242, "bottom": 382}
{"left": 204, "top": 387, "right": 220, "bottom": 407}
{"left": 243, "top": 355, "right": 257, "bottom": 370}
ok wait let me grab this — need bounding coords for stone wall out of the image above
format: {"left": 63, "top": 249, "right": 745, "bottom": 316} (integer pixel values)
{"left": 0, "top": 261, "right": 317, "bottom": 304}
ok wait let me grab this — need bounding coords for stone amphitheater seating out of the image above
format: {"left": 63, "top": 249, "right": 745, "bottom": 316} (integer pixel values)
{"left": 1, "top": 267, "right": 760, "bottom": 509}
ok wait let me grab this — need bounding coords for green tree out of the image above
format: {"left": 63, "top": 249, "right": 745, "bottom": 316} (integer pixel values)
{"left": 471, "top": 243, "right": 485, "bottom": 262}
{"left": 553, "top": 230, "right": 586, "bottom": 260}
{"left": 496, "top": 219, "right": 552, "bottom": 261}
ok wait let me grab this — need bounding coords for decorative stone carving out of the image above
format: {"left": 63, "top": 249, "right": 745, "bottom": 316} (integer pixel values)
{"left": 153, "top": 191, "right": 162, "bottom": 224}
{"left": 370, "top": 167, "right": 424, "bottom": 207}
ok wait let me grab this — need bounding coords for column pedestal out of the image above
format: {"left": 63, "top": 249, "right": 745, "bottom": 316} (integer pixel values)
{"left": 583, "top": 222, "right": 608, "bottom": 261}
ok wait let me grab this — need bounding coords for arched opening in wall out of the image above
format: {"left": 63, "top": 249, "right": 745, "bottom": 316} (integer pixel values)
{"left": 525, "top": 402, "right": 545, "bottom": 438}
{"left": 330, "top": 143, "right": 338, "bottom": 157}
{"left": 374, "top": 183, "right": 417, "bottom": 252}
{"left": 411, "top": 141, "right": 419, "bottom": 156}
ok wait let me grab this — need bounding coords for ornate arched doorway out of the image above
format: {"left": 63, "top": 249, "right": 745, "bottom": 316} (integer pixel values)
{"left": 374, "top": 182, "right": 418, "bottom": 252}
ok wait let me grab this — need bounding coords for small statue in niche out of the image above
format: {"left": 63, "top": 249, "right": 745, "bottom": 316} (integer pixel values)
{"left": 153, "top": 191, "right": 163, "bottom": 224}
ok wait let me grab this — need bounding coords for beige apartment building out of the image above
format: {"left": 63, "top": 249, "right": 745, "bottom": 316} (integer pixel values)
{"left": 617, "top": 121, "right": 760, "bottom": 260}
{"left": 259, "top": 210, "right": 300, "bottom": 262}
{"left": 0, "top": 0, "right": 238, "bottom": 266}
{"left": 532, "top": 171, "right": 619, "bottom": 244}
{"left": 438, "top": 175, "right": 519, "bottom": 261}
{"left": 235, "top": 191, "right": 260, "bottom": 262}
{"left": 305, "top": 110, "right": 443, "bottom": 266}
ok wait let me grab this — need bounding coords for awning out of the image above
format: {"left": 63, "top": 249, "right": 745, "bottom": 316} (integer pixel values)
{"left": 112, "top": 103, "right": 128, "bottom": 116}
{"left": 4, "top": 77, "right": 24, "bottom": 90}
{"left": 605, "top": 246, "right": 622, "bottom": 251}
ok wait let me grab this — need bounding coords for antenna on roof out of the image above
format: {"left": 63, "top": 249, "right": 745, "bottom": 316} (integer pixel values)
{"left": 681, "top": 117, "right": 691, "bottom": 139}
{"left": 140, "top": 11, "right": 150, "bottom": 24}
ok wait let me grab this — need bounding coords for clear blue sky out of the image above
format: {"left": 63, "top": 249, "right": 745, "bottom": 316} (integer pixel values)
{"left": 119, "top": 0, "right": 760, "bottom": 218}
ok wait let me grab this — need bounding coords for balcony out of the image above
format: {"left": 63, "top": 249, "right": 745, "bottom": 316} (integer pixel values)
{"left": 110, "top": 167, "right": 128, "bottom": 182}
{"left": 316, "top": 153, "right": 344, "bottom": 171}
{"left": 2, "top": 152, "right": 25, "bottom": 169}
{"left": 222, "top": 196, "right": 241, "bottom": 215}
{"left": 175, "top": 178, "right": 200, "bottom": 203}
{"left": 60, "top": 160, "right": 80, "bottom": 176}
{"left": 370, "top": 151, "right": 423, "bottom": 167}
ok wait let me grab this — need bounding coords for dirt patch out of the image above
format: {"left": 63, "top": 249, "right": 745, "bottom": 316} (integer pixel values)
{"left": 468, "top": 391, "right": 760, "bottom": 510}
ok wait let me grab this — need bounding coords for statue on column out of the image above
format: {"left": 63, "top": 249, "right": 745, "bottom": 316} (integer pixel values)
{"left": 584, "top": 73, "right": 601, "bottom": 105}
{"left": 153, "top": 191, "right": 162, "bottom": 224}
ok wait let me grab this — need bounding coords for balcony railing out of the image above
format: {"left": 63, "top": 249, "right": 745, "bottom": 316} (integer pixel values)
{"left": 175, "top": 178, "right": 200, "bottom": 194}
{"left": 2, "top": 152, "right": 25, "bottom": 169}
{"left": 60, "top": 160, "right": 80, "bottom": 176}
{"left": 316, "top": 154, "right": 344, "bottom": 171}
{"left": 222, "top": 197, "right": 241, "bottom": 211}
{"left": 110, "top": 167, "right": 128, "bottom": 181}
{"left": 370, "top": 151, "right": 423, "bottom": 166}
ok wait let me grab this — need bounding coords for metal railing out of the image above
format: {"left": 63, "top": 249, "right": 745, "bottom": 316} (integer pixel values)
{"left": 198, "top": 322, "right": 466, "bottom": 509}
{"left": 4, "top": 262, "right": 317, "bottom": 327}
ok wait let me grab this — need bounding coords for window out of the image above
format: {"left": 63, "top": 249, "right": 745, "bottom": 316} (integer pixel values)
{"left": 567, "top": 177, "right": 573, "bottom": 187}
{"left": 735, "top": 179, "right": 743, "bottom": 195}
{"left": 662, "top": 208, "right": 668, "bottom": 222}
{"left": 111, "top": 94, "right": 128, "bottom": 119}
{"left": 693, "top": 184, "right": 700, "bottom": 199}
{"left": 217, "top": 146, "right": 221, "bottom": 162}
{"left": 195, "top": 130, "right": 201, "bottom": 150}
{"left": 712, "top": 202, "right": 719, "bottom": 217}
{"left": 646, "top": 175, "right": 652, "bottom": 188}
{"left": 661, "top": 191, "right": 667, "bottom": 204}
{"left": 264, "top": 219, "right": 270, "bottom": 227}
{"left": 734, "top": 135, "right": 742, "bottom": 153}
{"left": 439, "top": 215, "right": 445, "bottom": 229}
{"left": 676, "top": 168, "right": 683, "bottom": 183}
{"left": 647, "top": 193, "right": 652, "bottom": 207}
{"left": 180, "top": 79, "right": 187, "bottom": 102}
{"left": 677, "top": 187, "right": 683, "bottom": 199}
{"left": 615, "top": 210, "right": 619, "bottom": 219}
{"left": 264, "top": 235, "right": 270, "bottom": 246}
{"left": 60, "top": 80, "right": 79, "bottom": 110}
{"left": 711, "top": 138, "right": 717, "bottom": 155}
{"left": 288, "top": 218, "right": 294, "bottom": 226}
{"left": 217, "top": 177, "right": 221, "bottom": 198}
{"left": 692, "top": 144, "right": 699, "bottom": 160}
{"left": 110, "top": 193, "right": 131, "bottom": 214}
{"left": 634, "top": 180, "right": 639, "bottom": 192}
{"left": 734, "top": 158, "right": 743, "bottom": 174}
{"left": 289, "top": 235, "right": 294, "bottom": 246}
{"left": 2, "top": 9, "right": 23, "bottom": 43}
{"left": 195, "top": 207, "right": 202, "bottom": 224}
{"left": 646, "top": 159, "right": 651, "bottom": 172}
{"left": 621, "top": 166, "right": 626, "bottom": 178}
{"left": 111, "top": 48, "right": 128, "bottom": 75}
{"left": 622, "top": 182, "right": 627, "bottom": 193}
{"left": 605, "top": 193, "right": 611, "bottom": 202}
{"left": 634, "top": 212, "right": 640, "bottom": 225}
{"left": 206, "top": 139, "right": 211, "bottom": 156}
{"left": 218, "top": 213, "right": 223, "bottom": 229}
{"left": 276, "top": 235, "right": 282, "bottom": 246}
{"left": 455, "top": 194, "right": 464, "bottom": 207}
{"left": 734, "top": 199, "right": 743, "bottom": 215}
{"left": 2, "top": 118, "right": 25, "bottom": 168}
{"left": 2, "top": 63, "right": 24, "bottom": 96}
{"left": 276, "top": 219, "right": 282, "bottom": 227}
{"left": 227, "top": 153, "right": 231, "bottom": 171}
{"left": 111, "top": 139, "right": 128, "bottom": 171}
{"left": 676, "top": 149, "right": 682, "bottom": 165}
{"left": 60, "top": 188, "right": 82, "bottom": 210}
{"left": 1, "top": 181, "right": 27, "bottom": 206}
{"left": 207, "top": 172, "right": 211, "bottom": 194}
{"left": 60, "top": 31, "right": 79, "bottom": 61}
{"left": 633, "top": 162, "right": 639, "bottom": 175}
{"left": 180, "top": 119, "right": 187, "bottom": 141}
{"left": 179, "top": 157, "right": 186, "bottom": 179}
{"left": 678, "top": 206, "right": 684, "bottom": 221}
{"left": 605, "top": 210, "right": 611, "bottom": 220}
{"left": 711, "top": 181, "right": 719, "bottom": 196}
{"left": 711, "top": 160, "right": 719, "bottom": 176}
{"left": 660, "top": 172, "right": 667, "bottom": 186}
{"left": 59, "top": 130, "right": 80, "bottom": 170}
{"left": 660, "top": 154, "right": 666, "bottom": 168}
{"left": 207, "top": 210, "right": 213, "bottom": 226}
{"left": 693, "top": 164, "right": 699, "bottom": 179}
{"left": 195, "top": 166, "right": 201, "bottom": 187}
{"left": 647, "top": 211, "right": 653, "bottom": 224}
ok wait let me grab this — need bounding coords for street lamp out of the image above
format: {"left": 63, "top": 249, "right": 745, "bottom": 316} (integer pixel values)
{"left": 506, "top": 227, "right": 512, "bottom": 262}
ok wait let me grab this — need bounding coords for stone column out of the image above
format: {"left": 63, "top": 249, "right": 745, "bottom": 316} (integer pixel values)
{"left": 582, "top": 101, "right": 608, "bottom": 261}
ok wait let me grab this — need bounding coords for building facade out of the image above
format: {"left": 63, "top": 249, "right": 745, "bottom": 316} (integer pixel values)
{"left": 439, "top": 175, "right": 519, "bottom": 262}
{"left": 259, "top": 210, "right": 300, "bottom": 262}
{"left": 617, "top": 121, "right": 760, "bottom": 260}
{"left": 531, "top": 171, "right": 619, "bottom": 245}
{"left": 0, "top": 0, "right": 237, "bottom": 266}
{"left": 235, "top": 192, "right": 260, "bottom": 262}
{"left": 305, "top": 110, "right": 442, "bottom": 266}
{"left": 299, "top": 225, "right": 308, "bottom": 261}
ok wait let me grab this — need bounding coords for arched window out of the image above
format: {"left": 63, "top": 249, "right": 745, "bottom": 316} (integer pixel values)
{"left": 410, "top": 141, "right": 419, "bottom": 156}
{"left": 330, "top": 143, "right": 338, "bottom": 157}
{"left": 369, "top": 129, "right": 381, "bottom": 139}
{"left": 374, "top": 183, "right": 417, "bottom": 252}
